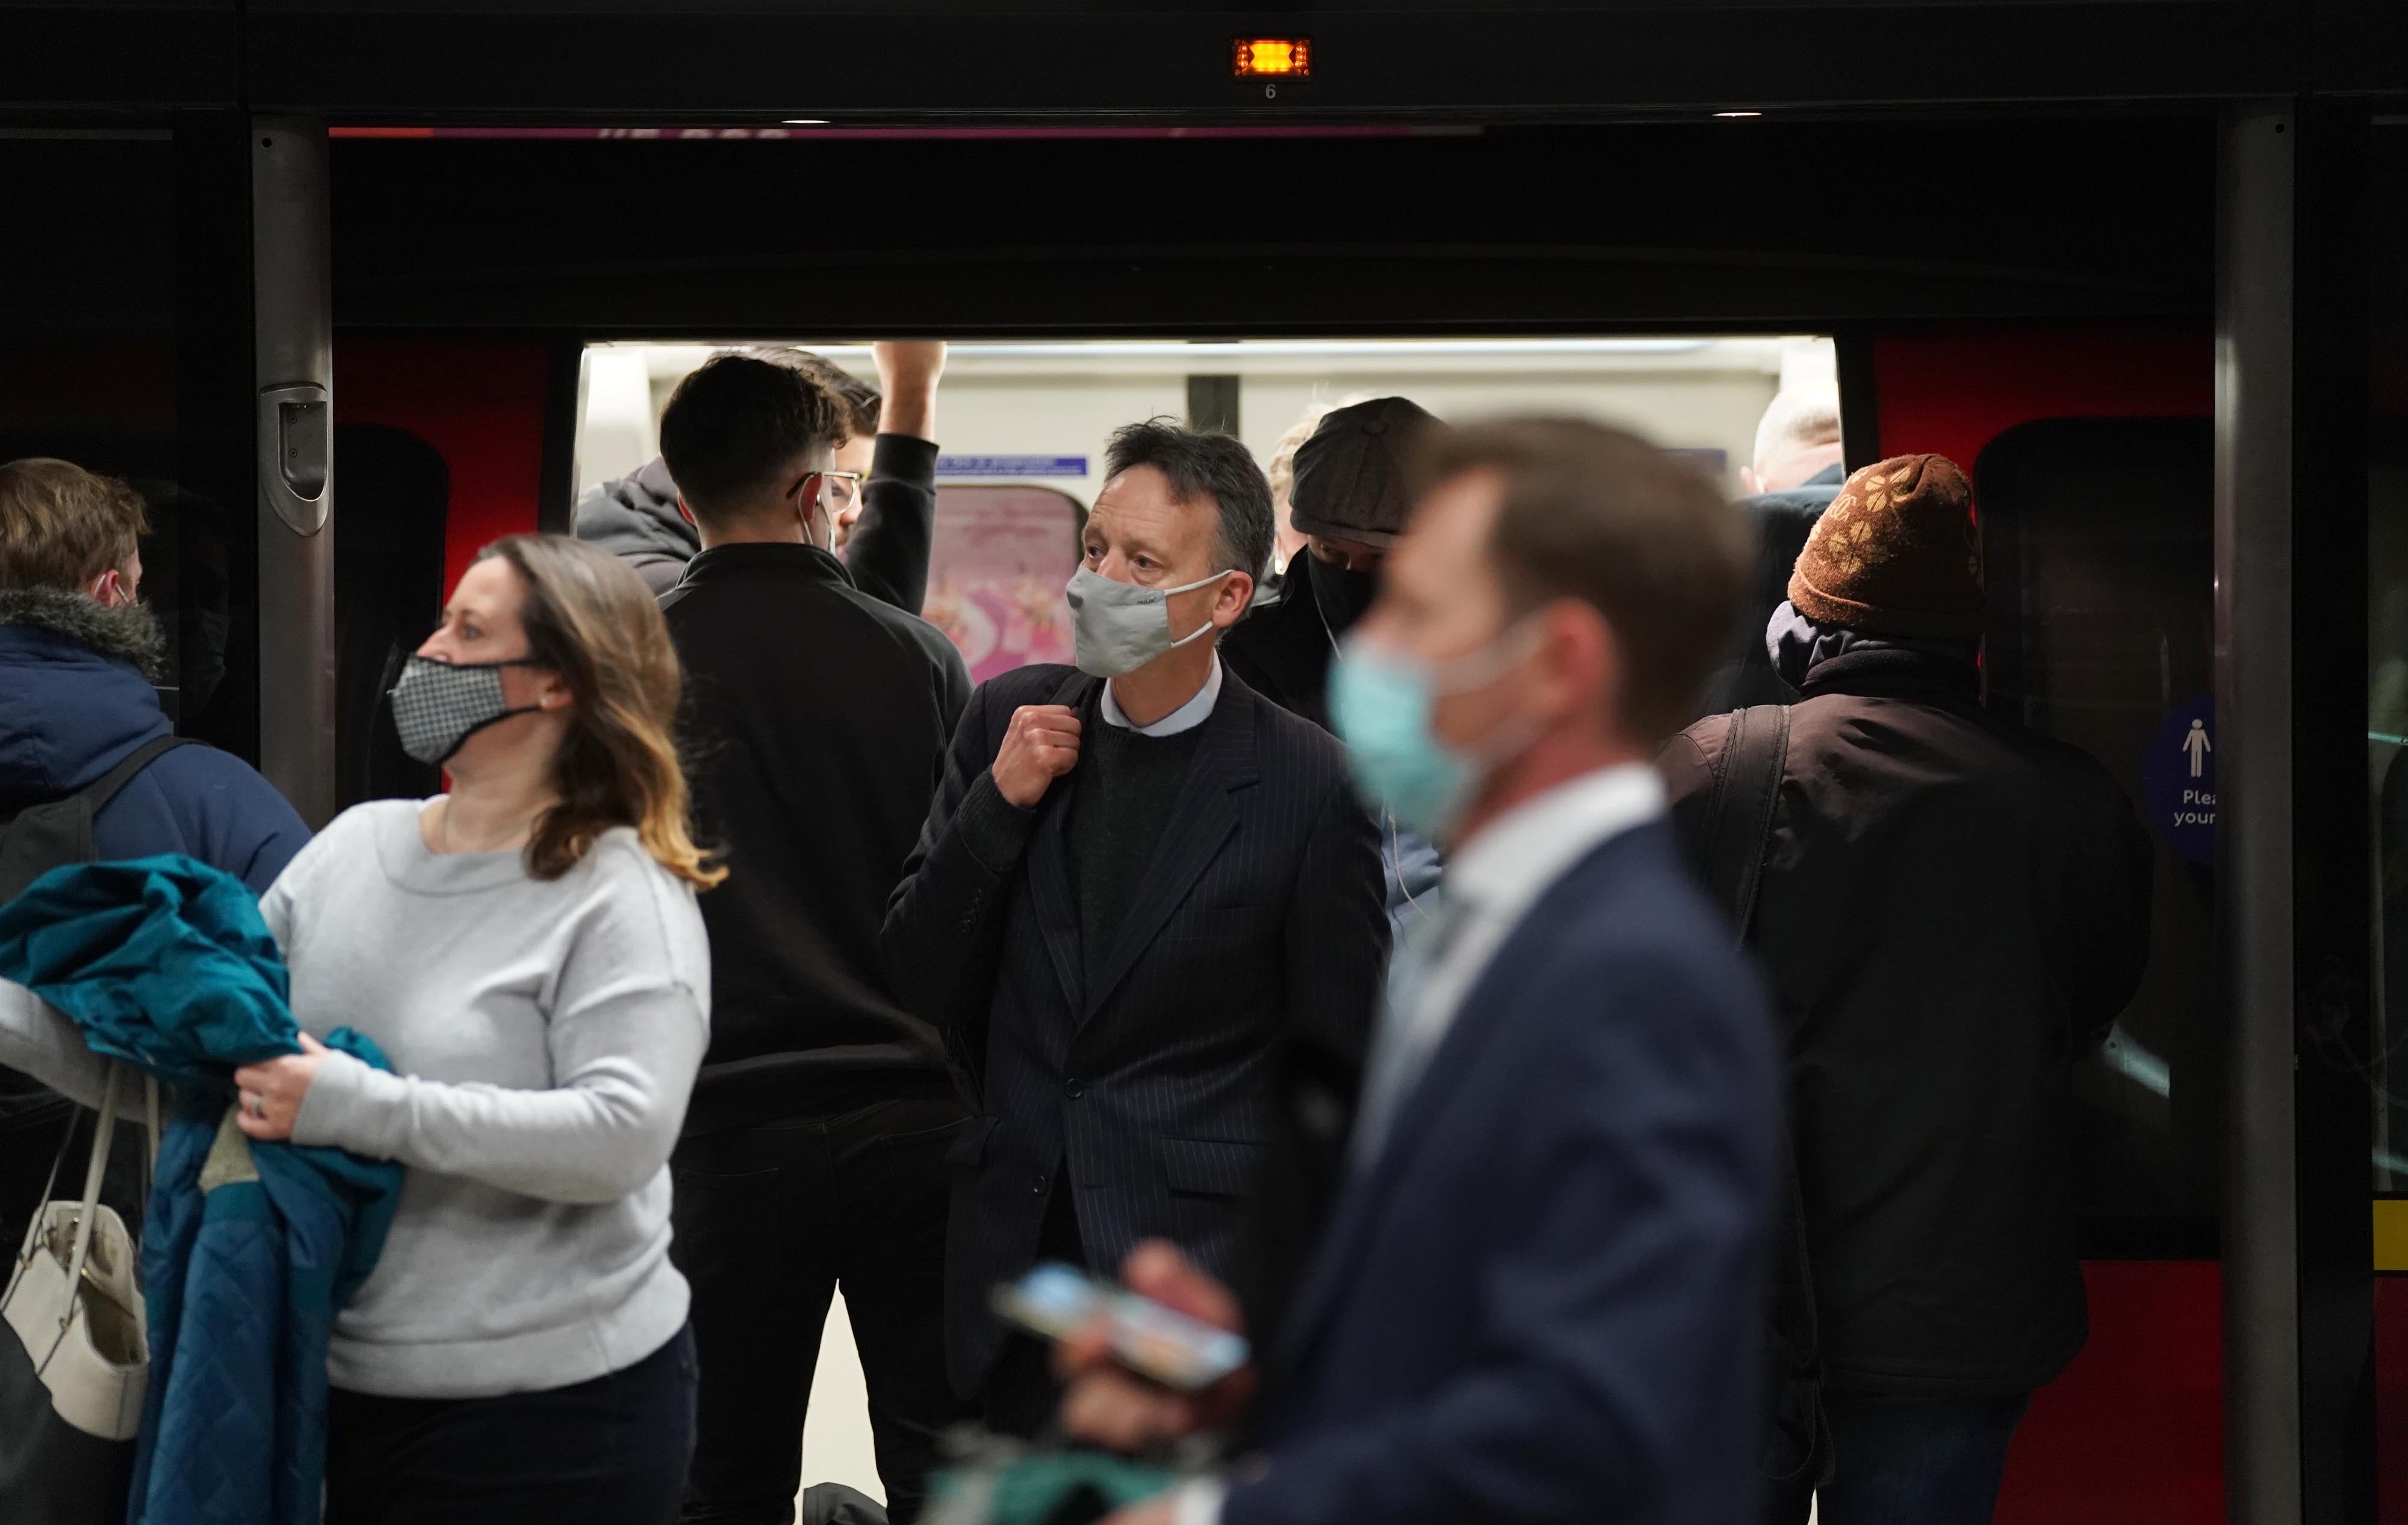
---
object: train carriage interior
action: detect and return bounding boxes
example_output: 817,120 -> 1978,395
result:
573,335 -> 1840,687
5,2 -> 2407,1520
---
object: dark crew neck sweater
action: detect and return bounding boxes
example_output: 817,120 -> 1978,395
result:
1071,720 -> 1208,986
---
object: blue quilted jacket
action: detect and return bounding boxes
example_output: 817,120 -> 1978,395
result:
0,855 -> 403,1525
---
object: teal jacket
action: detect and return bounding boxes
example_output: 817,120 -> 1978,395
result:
0,855 -> 402,1525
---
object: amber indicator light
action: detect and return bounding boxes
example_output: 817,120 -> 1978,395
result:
1233,37 -> 1311,78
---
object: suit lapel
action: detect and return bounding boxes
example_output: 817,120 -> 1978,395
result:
1082,677 -> 1260,1019
1025,788 -> 1085,1014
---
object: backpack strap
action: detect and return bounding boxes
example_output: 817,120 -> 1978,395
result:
1698,703 -> 1832,1492
0,734 -> 196,829
73,735 -> 198,820
1699,704 -> 1789,939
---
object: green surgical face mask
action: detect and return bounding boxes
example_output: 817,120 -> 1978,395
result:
1328,621 -> 1541,842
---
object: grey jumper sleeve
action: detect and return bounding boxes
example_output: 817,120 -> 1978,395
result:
289,838 -> 711,1205
0,980 -> 110,1110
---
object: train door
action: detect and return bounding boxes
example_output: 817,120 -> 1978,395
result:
1862,329 -> 2223,1518
2366,113 -> 2408,1525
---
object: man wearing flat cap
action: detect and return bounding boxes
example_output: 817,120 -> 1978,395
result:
1665,454 -> 2154,1525
1225,396 -> 1437,732
1226,398 -> 1447,935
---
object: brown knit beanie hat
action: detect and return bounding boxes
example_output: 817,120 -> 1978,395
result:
1787,453 -> 1984,639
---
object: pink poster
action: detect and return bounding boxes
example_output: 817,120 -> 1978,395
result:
916,485 -> 1084,684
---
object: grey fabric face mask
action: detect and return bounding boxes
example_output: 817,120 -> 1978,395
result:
388,655 -> 542,765
1064,565 -> 1233,678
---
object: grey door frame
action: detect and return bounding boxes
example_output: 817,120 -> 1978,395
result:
252,117 -> 336,827
2217,98 -> 2304,1525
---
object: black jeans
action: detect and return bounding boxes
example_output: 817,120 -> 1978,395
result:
671,1094 -> 968,1524
1763,1393 -> 2031,1525
324,1325 -> 697,1525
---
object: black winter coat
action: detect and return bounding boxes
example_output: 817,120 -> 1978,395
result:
1223,574 -> 1336,732
1665,645 -> 2153,1397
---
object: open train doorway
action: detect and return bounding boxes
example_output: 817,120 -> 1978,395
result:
528,326 -> 2216,1515
575,335 -> 1838,689
566,331 -> 1839,1505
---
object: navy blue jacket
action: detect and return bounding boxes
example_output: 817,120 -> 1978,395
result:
883,663 -> 1389,1396
0,613 -> 308,894
1230,824 -> 1781,1525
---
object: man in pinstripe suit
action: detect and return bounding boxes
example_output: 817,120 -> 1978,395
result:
884,419 -> 1391,1434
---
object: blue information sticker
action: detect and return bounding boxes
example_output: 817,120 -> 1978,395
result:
936,455 -> 1090,479
2140,694 -> 2215,867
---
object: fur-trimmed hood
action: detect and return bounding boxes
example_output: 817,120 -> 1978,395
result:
0,588 -> 175,805
0,586 -> 167,680
0,585 -> 309,892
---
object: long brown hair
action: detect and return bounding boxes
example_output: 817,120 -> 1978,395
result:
480,534 -> 724,890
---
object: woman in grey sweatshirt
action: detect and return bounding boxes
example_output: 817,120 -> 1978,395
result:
1,535 -> 723,1524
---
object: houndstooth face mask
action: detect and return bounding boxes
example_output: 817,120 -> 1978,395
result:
388,654 -> 544,765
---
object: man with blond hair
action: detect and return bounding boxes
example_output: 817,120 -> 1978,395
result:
1741,384 -> 1845,500
1698,384 -> 1850,716
0,456 -> 310,1240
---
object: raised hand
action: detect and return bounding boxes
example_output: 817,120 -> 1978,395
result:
870,341 -> 946,442
991,703 -> 1081,809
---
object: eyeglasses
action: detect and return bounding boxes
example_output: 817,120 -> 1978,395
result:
792,470 -> 863,517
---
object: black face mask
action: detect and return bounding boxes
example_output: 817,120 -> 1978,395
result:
1305,553 -> 1380,639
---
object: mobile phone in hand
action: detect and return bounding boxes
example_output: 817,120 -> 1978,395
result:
991,1261 -> 1250,1391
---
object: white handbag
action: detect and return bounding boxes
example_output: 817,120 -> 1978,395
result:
1,1063 -> 152,1441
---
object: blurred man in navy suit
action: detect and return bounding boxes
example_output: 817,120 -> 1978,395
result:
1061,418 -> 1783,1525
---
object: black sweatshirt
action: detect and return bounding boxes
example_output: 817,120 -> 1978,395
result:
842,434 -> 943,615
661,526 -> 972,1134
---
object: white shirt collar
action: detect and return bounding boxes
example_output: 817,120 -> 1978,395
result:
1100,654 -> 1223,737
1344,760 -> 1667,1172
1444,762 -> 1667,922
